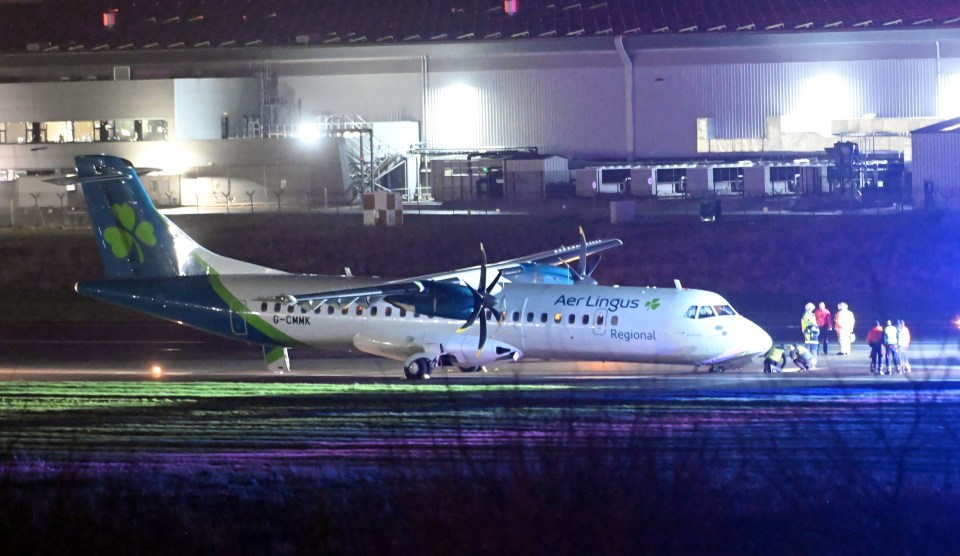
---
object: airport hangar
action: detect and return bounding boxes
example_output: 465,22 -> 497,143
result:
1,2 -> 960,222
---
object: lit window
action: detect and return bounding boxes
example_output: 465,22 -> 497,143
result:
554,313 -> 561,323
356,306 -> 363,315
698,306 -> 716,319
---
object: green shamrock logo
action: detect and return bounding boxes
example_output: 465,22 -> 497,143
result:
103,203 -> 157,263
644,297 -> 661,311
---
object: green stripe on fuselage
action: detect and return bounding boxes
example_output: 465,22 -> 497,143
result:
196,255 -> 307,348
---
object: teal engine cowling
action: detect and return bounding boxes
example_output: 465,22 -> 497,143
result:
385,281 -> 478,320
504,263 -> 576,285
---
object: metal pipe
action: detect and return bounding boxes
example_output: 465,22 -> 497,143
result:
614,35 -> 635,164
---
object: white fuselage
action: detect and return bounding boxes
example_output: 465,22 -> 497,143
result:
219,275 -> 772,368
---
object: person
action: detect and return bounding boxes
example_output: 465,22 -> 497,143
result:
763,344 -> 787,374
814,301 -> 833,356
865,321 -> 884,375
882,319 -> 901,374
801,302 -> 820,364
789,343 -> 815,371
896,319 -> 912,373
834,302 -> 856,355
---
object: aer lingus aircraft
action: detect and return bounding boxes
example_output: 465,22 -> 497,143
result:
59,155 -> 771,379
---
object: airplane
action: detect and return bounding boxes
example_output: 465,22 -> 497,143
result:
56,154 -> 772,379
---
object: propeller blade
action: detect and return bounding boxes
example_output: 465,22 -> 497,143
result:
478,311 -> 488,351
478,242 -> 487,291
486,270 -> 502,294
578,226 -> 588,279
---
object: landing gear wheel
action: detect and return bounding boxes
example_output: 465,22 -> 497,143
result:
403,358 -> 433,380
458,366 -> 486,373
708,365 -> 725,373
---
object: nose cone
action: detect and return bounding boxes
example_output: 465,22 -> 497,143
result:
745,319 -> 773,356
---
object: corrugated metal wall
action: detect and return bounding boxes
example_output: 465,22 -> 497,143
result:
275,35 -> 952,161
634,59 -> 938,157
425,68 -> 625,157
911,133 -> 960,209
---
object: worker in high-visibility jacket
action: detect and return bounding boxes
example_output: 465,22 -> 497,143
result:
788,344 -> 815,372
800,303 -> 820,366
882,320 -> 901,374
763,345 -> 787,374
834,302 -> 856,355
896,319 -> 912,373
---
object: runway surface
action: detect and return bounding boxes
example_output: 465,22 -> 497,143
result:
3,322 -> 960,484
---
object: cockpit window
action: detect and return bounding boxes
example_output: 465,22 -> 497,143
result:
698,305 -> 716,319
685,306 -> 698,319
714,305 -> 736,316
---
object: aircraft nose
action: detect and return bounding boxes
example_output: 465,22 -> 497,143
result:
746,319 -> 773,356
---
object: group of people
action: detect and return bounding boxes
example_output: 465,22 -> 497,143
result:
762,301 -> 912,375
865,319 -> 912,375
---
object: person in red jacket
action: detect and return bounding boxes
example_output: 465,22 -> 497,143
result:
865,321 -> 884,375
814,301 -> 833,355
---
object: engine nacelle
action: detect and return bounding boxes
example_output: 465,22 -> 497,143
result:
439,336 -> 523,367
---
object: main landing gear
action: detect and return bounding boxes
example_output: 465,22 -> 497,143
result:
403,357 -> 433,380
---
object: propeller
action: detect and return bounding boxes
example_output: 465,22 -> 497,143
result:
568,226 -> 600,285
457,243 -> 503,350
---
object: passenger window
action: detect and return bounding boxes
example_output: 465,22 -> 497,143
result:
341,307 -> 349,315
582,314 -> 589,325
568,314 -> 576,324
512,311 -> 520,322
274,302 -> 281,313
356,306 -> 363,315
287,305 -> 295,314
371,306 -> 378,317
596,314 -> 605,326
611,315 -> 618,326
540,313 -> 548,323
414,312 -> 420,318
327,305 -> 334,315
698,306 -> 716,318
526,312 -> 534,323
385,307 -> 392,317
400,309 -> 407,318
260,302 -> 268,312
685,306 -> 698,319
554,313 -> 561,323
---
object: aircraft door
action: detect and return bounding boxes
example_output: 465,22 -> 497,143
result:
230,307 -> 248,336
518,297 -> 529,350
593,309 -> 607,335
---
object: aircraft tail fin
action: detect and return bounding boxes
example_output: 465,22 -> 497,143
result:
71,154 -> 282,279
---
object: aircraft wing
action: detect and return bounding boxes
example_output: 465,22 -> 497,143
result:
406,237 -> 624,283
276,236 -> 622,310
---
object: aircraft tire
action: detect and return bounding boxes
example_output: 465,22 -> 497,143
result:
404,358 -> 432,380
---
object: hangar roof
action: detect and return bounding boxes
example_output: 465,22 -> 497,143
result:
0,0 -> 957,54
911,117 -> 960,134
